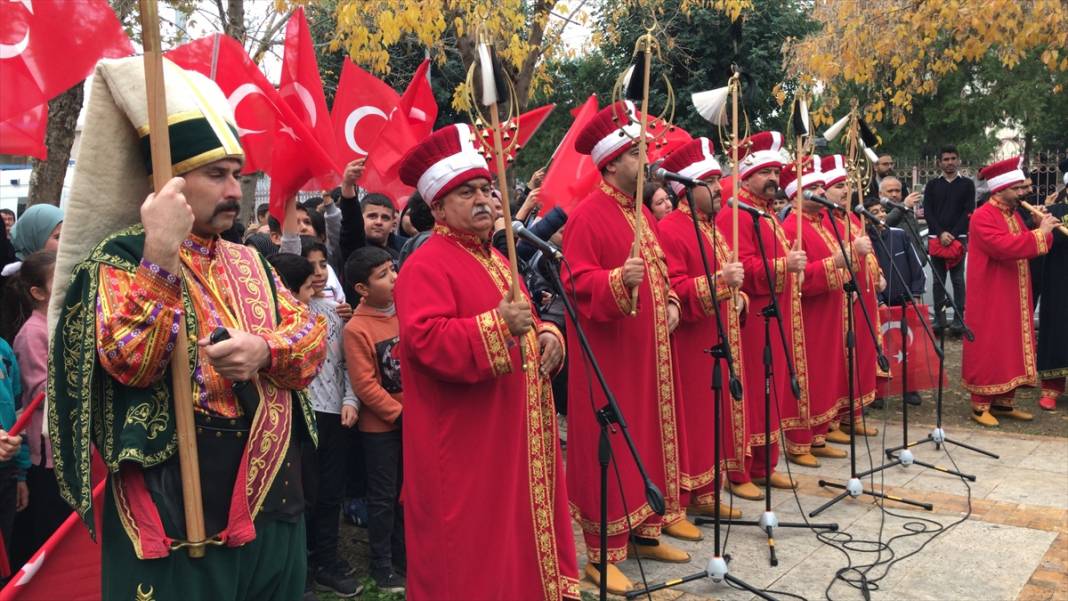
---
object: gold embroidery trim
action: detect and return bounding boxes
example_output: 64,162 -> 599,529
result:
476,309 -> 514,377
608,267 -> 633,315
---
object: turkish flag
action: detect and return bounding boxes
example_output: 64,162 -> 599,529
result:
539,95 -> 601,214
0,0 -> 133,123
0,453 -> 107,601
359,59 -> 438,207
0,102 -> 46,159
279,7 -> 339,190
169,34 -> 339,220
876,304 -> 945,397
477,104 -> 556,174
332,59 -> 398,164
167,35 -> 282,174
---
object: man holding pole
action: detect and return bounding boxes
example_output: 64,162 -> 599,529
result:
395,123 -> 580,600
564,100 -> 692,594
714,131 -> 807,497
48,57 -> 327,600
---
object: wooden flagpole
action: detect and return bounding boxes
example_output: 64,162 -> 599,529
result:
138,0 -> 206,558
628,35 -> 654,315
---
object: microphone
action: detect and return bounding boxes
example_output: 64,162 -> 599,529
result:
879,196 -> 911,212
512,221 -> 563,261
802,190 -> 845,212
732,200 -> 769,219
653,167 -> 702,188
853,203 -> 886,226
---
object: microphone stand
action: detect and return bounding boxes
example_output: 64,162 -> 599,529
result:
626,186 -> 773,600
536,252 -> 665,601
734,205 -> 838,550
810,208 -> 932,517
884,214 -> 999,460
857,225 -> 975,482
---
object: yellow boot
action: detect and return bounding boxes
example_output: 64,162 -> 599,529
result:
991,406 -> 1034,421
754,471 -> 797,490
811,444 -> 848,459
628,538 -> 692,563
688,502 -> 743,520
787,452 -> 820,468
972,410 -> 1000,427
825,429 -> 851,444
727,480 -> 764,500
584,562 -> 633,594
663,517 -> 703,542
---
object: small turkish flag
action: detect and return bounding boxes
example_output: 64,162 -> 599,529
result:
877,304 -> 945,397
539,95 -> 601,214
0,102 -> 46,159
0,0 -> 132,123
332,59 -> 399,164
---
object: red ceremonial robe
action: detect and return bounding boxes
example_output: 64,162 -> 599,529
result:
563,180 -> 685,563
396,224 -> 580,600
784,211 -> 846,452
715,188 -> 807,481
659,204 -> 749,504
827,212 -> 882,421
962,199 -> 1052,410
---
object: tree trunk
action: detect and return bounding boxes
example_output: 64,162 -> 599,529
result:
226,0 -> 246,41
27,83 -> 84,207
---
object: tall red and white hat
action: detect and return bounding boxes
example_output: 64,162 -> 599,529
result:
780,155 -> 824,198
575,100 -> 650,169
978,156 -> 1025,194
736,131 -> 786,179
820,154 -> 849,187
399,124 -> 492,204
659,137 -> 722,196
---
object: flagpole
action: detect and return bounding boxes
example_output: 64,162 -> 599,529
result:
629,34 -> 654,316
138,0 -> 207,559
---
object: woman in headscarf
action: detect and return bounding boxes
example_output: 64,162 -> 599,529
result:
2,204 -> 63,276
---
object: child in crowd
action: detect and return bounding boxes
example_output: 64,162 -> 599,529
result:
9,251 -> 68,569
0,335 -> 28,564
293,238 -> 363,598
343,246 -> 405,593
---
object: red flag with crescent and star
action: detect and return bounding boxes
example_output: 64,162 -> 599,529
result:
876,304 -> 945,396
331,58 -> 399,164
279,7 -> 340,191
0,0 -> 133,124
357,59 -> 437,208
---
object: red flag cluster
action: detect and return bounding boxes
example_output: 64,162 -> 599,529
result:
0,0 -> 133,158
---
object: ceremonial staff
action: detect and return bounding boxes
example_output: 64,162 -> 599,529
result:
611,19 -> 674,314
467,35 -> 528,369
138,0 -> 207,558
788,91 -> 812,294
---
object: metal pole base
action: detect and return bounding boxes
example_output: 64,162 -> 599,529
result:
858,452 -> 976,484
624,555 -> 778,601
809,479 -> 934,517
694,513 -> 837,567
886,432 -> 1000,460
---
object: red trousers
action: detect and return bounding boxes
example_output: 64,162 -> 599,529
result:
1041,378 -> 1065,399
583,513 -> 662,564
728,442 -> 779,483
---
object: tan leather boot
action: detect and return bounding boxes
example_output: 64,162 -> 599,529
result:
584,562 -> 633,594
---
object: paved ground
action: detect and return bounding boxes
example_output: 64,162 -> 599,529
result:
573,419 -> 1068,601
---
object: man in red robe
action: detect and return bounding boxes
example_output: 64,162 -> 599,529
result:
821,155 -> 883,442
395,124 -> 580,599
658,138 -> 747,520
963,156 -> 1058,426
715,131 -> 808,499
563,101 -> 692,594
781,158 -> 851,466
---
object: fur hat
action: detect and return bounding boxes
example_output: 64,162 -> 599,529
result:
978,156 -> 1026,195
820,154 -> 849,188
736,131 -> 786,179
780,155 -> 824,198
575,100 -> 650,169
659,137 -> 722,196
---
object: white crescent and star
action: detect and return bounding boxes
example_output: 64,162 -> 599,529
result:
227,83 -> 267,136
280,82 -> 318,127
344,106 -> 386,155
0,0 -> 33,60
